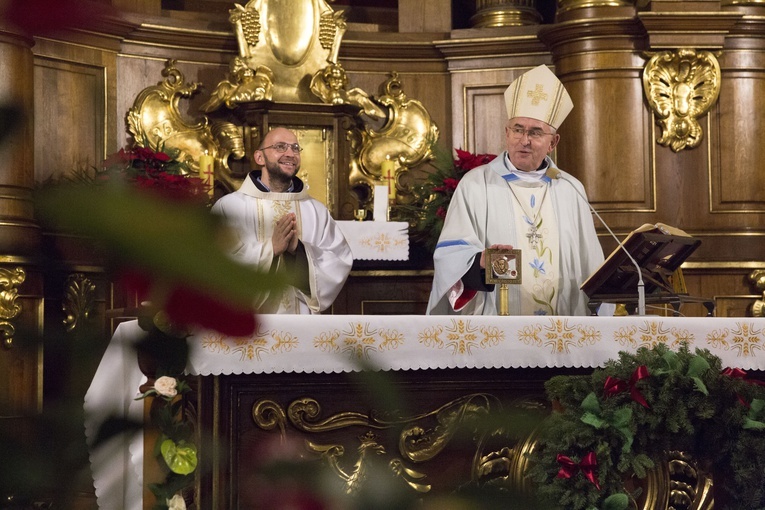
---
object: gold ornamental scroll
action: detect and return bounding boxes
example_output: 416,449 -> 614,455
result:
642,49 -> 721,152
229,0 -> 347,104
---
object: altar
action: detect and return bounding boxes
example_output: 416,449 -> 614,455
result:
85,314 -> 765,509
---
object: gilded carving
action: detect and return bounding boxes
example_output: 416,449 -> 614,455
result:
127,60 -> 246,193
227,0 -> 348,103
201,57 -> 274,111
62,273 -> 96,333
251,394 -> 714,505
750,269 -> 765,317
252,393 -> 521,495
637,451 -> 714,510
471,0 -> 543,27
308,431 -> 387,495
643,49 -> 721,152
0,267 -> 25,349
252,398 -> 288,435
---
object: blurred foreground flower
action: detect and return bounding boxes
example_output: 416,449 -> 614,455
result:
36,174 -> 286,337
2,0 -> 119,36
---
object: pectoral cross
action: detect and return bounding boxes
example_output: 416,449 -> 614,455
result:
526,225 -> 542,249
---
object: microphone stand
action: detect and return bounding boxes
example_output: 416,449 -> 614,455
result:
557,175 -> 646,316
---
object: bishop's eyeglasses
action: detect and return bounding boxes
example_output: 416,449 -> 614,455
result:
260,142 -> 303,153
507,127 -> 555,141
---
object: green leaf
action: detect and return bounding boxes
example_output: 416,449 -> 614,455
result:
602,493 -> 630,510
160,439 -> 198,475
35,184 -> 287,308
691,377 -> 709,396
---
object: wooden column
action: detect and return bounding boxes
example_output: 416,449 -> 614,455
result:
398,0 -> 452,33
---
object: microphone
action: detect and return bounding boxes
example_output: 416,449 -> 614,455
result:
554,172 -> 646,316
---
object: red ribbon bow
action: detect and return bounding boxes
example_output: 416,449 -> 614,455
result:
722,367 -> 765,386
722,368 -> 765,408
603,365 -> 650,408
556,452 -> 601,490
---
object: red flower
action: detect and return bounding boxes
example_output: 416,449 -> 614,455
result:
454,148 -> 497,172
120,269 -> 257,337
2,0 -> 118,37
436,206 -> 447,219
102,148 -> 134,168
442,177 -> 459,190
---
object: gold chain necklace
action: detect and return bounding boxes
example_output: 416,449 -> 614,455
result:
507,182 -> 549,249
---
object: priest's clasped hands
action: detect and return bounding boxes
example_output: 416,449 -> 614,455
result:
272,212 -> 299,256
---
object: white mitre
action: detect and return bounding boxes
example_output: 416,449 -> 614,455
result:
503,64 -> 573,129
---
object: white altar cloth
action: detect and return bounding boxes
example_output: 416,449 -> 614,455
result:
336,220 -> 409,261
85,314 -> 765,509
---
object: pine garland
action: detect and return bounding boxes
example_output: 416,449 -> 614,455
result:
527,343 -> 765,510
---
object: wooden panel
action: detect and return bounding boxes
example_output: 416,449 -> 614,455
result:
465,84 -> 510,155
331,271 -> 434,315
33,57 -> 105,181
714,53 -> 765,210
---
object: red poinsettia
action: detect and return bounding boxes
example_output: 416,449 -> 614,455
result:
101,146 -> 209,204
401,145 -> 497,251
454,148 -> 497,172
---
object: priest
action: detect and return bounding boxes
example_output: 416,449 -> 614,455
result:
212,127 -> 352,314
427,65 -> 608,316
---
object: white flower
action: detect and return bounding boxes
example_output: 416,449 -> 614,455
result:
166,493 -> 186,510
154,376 -> 178,398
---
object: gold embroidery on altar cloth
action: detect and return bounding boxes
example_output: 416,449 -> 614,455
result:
706,322 -> 764,358
417,319 -> 504,355
200,328 -> 299,361
313,322 -> 404,360
515,318 -> 600,354
613,320 -> 693,351
359,233 -> 407,253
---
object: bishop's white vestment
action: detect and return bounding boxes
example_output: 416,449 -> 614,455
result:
212,174 -> 352,314
427,153 -> 607,316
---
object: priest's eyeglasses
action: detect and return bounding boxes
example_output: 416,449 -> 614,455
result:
260,142 -> 303,153
507,127 -> 554,140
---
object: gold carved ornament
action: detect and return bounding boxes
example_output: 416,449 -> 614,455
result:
127,59 -> 246,193
0,267 -> 25,349
643,49 -> 721,152
62,273 -> 96,333
251,393 -> 541,496
750,270 -> 765,317
346,73 -> 440,207
228,0 -> 348,104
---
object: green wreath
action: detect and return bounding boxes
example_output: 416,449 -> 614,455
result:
527,343 -> 765,510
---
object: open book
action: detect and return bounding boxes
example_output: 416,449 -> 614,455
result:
581,223 -> 700,299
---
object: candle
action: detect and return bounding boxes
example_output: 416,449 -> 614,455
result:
381,156 -> 396,200
199,152 -> 215,197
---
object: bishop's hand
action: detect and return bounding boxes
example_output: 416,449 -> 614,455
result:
480,244 -> 514,269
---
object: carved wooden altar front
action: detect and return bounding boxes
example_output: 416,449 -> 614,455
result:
86,315 -> 765,509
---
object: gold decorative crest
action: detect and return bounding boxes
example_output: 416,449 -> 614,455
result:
228,0 -> 348,103
643,49 -> 721,152
62,273 -> 96,333
127,60 -> 246,192
0,267 -> 25,349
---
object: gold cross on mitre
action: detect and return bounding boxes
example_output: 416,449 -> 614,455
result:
527,84 -> 548,106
